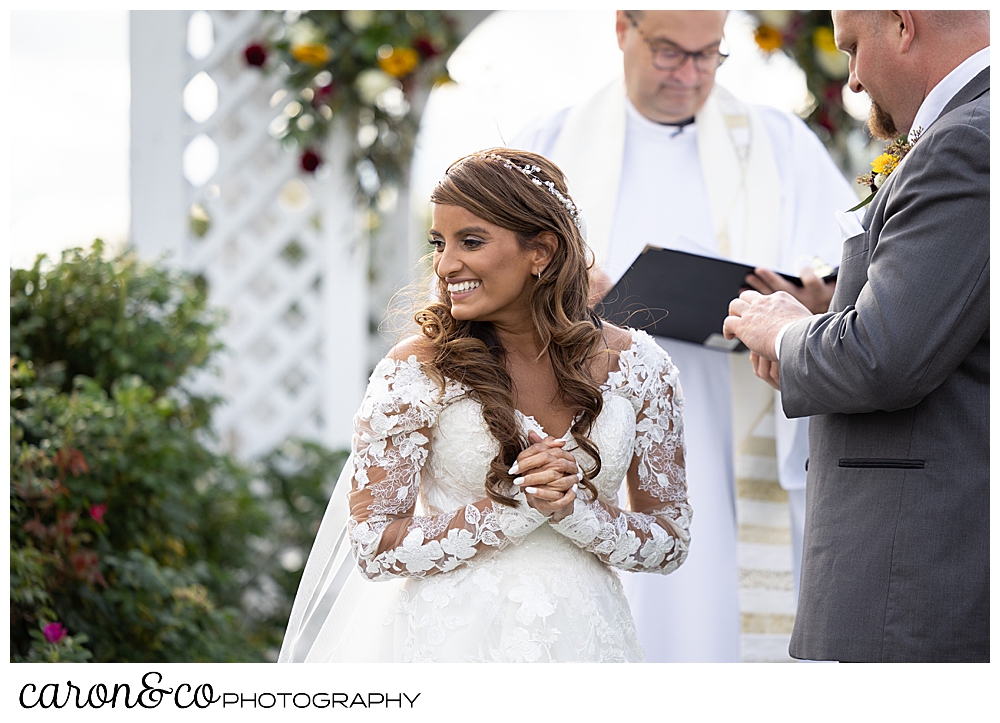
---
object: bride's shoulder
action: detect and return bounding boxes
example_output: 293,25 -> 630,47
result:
600,324 -> 662,359
597,322 -> 634,353
364,336 -> 459,417
386,334 -> 435,365
600,325 -> 677,385
368,335 -> 437,388
378,335 -> 463,397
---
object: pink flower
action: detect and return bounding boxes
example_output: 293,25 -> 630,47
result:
44,622 -> 66,643
89,503 -> 107,525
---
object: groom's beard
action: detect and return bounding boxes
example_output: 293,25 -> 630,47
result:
867,95 -> 900,140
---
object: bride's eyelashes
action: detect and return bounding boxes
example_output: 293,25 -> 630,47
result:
428,236 -> 486,251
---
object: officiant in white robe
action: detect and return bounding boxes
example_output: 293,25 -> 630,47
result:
513,10 -> 857,662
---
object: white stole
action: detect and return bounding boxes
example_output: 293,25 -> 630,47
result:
549,76 -> 784,489
550,77 -> 782,270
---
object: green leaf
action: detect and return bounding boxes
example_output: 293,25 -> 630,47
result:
847,192 -> 876,213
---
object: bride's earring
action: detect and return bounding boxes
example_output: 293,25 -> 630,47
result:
536,269 -> 542,280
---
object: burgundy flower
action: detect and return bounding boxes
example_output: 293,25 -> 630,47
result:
300,149 -> 322,173
786,15 -> 805,37
815,110 -> 837,135
245,42 -> 268,67
56,511 -> 78,540
70,549 -> 107,586
413,36 -> 439,59
55,447 -> 89,478
313,82 -> 338,107
90,503 -> 107,525
43,622 -> 67,644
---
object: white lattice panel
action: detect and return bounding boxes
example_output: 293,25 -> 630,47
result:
131,10 -> 368,460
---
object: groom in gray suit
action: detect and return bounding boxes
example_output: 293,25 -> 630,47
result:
722,10 -> 989,662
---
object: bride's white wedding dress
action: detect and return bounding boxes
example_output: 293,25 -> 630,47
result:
279,328 -> 691,663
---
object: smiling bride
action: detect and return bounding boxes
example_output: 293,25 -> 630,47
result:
278,148 -> 691,663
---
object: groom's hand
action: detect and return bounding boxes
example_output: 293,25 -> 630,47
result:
751,352 -> 781,391
723,289 -> 811,360
745,266 -> 835,314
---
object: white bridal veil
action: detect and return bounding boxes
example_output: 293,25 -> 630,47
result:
277,456 -> 405,662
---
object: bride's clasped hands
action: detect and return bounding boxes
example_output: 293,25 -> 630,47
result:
512,431 -> 579,521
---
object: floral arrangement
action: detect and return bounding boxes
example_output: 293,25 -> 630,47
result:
850,129 -> 921,210
244,10 -> 461,228
748,11 -> 859,155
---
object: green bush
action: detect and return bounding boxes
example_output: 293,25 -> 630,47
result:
10,243 -> 345,662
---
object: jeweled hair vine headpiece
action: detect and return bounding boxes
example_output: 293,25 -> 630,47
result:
481,152 -> 585,232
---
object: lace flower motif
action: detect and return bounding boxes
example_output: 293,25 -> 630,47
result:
508,578 -> 558,625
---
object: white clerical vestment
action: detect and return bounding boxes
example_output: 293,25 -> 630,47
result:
514,78 -> 856,662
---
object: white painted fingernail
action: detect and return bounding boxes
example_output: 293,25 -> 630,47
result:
508,462 -> 519,475
576,470 -> 583,481
525,487 -> 538,495
572,484 -> 578,493
513,477 -> 524,486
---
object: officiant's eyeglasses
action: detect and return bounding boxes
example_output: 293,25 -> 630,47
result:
625,12 -> 728,73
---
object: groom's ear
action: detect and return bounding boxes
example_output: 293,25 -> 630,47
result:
892,11 -> 916,53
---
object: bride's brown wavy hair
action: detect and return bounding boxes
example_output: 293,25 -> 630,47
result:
416,148 -> 607,507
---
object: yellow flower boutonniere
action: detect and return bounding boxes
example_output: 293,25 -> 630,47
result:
849,128 -> 923,211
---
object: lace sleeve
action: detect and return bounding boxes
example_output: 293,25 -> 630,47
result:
550,332 -> 692,574
348,355 -> 548,581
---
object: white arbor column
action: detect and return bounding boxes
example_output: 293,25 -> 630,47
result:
319,125 -> 369,447
130,11 -> 188,261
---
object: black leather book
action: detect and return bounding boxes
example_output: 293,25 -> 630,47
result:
594,246 -> 832,353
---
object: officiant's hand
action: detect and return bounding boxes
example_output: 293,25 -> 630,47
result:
745,266 -> 835,314
512,432 -> 578,520
723,289 -> 811,361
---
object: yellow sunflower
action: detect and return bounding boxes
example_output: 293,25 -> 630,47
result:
871,153 -> 898,175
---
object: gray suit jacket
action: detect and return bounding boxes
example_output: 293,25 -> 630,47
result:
780,68 -> 989,662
